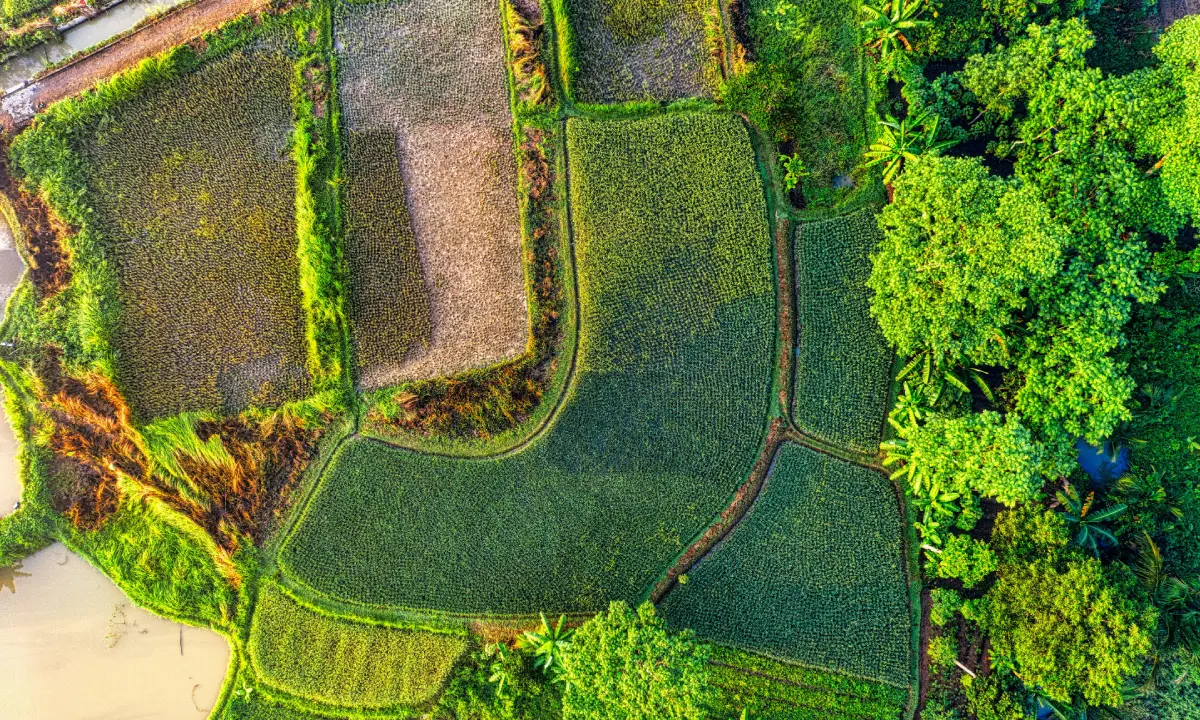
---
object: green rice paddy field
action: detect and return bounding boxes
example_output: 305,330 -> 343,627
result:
278,111 -> 777,615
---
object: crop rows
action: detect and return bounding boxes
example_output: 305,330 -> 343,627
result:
709,652 -> 906,720
660,443 -> 911,687
343,129 -> 431,377
793,209 -> 893,453
561,0 -> 718,103
80,45 -> 310,420
278,112 -> 774,615
247,581 -> 467,709
335,0 -> 526,386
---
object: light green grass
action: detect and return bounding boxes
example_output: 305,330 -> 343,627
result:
248,581 -> 467,709
709,645 -> 907,720
793,209 -> 893,453
660,443 -> 911,686
277,112 -> 774,615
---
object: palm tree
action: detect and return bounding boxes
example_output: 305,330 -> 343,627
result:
864,110 -> 959,186
859,0 -> 930,59
1132,533 -> 1200,680
1055,482 -> 1127,557
517,612 -> 574,678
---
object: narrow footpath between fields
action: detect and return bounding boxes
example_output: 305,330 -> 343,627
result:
0,0 -> 270,132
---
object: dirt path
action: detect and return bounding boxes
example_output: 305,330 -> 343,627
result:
0,0 -> 269,131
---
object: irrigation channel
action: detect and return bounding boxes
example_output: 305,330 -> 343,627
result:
0,0 -> 192,92
0,215 -> 230,720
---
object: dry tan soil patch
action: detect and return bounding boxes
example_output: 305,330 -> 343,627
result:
335,0 -> 527,388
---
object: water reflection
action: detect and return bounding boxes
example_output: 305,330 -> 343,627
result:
0,0 -> 190,91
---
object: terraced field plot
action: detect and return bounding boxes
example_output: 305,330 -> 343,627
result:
660,443 -> 911,687
563,0 -> 717,103
710,645 -> 909,720
335,0 -> 526,387
793,210 -> 893,453
72,43 -> 309,420
248,582 -> 467,711
278,112 -> 775,615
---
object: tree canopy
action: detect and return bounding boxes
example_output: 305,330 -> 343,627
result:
559,602 -> 713,720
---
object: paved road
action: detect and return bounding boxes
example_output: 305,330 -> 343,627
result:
1,0 -> 269,131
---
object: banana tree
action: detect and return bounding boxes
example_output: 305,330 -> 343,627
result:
864,111 -> 959,188
859,0 -> 931,58
1055,482 -> 1127,557
517,612 -> 574,679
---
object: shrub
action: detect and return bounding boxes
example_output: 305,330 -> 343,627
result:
559,602 -> 713,720
927,635 -> 958,671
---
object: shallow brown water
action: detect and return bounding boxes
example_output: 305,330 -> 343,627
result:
0,544 -> 231,719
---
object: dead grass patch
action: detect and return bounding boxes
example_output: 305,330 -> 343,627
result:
0,156 -> 69,299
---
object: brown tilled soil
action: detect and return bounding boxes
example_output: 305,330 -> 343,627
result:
0,0 -> 271,130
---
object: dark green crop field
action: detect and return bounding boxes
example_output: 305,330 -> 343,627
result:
79,46 -> 309,420
660,443 -> 911,686
342,128 -> 431,376
277,112 -> 774,615
793,210 -> 893,453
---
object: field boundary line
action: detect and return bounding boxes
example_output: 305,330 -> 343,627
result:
355,117 -> 583,463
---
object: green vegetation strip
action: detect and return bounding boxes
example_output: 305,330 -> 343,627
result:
278,111 -> 774,615
248,581 -> 467,709
793,209 -> 892,454
660,443 -> 911,686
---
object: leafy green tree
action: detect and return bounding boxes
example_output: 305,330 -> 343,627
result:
868,155 -> 1067,368
972,555 -> 1153,706
859,0 -> 931,59
930,588 -> 964,626
962,673 -> 1028,720
883,410 -> 1054,511
863,110 -> 958,184
1141,16 -> 1200,226
928,533 -> 998,587
559,602 -> 713,720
